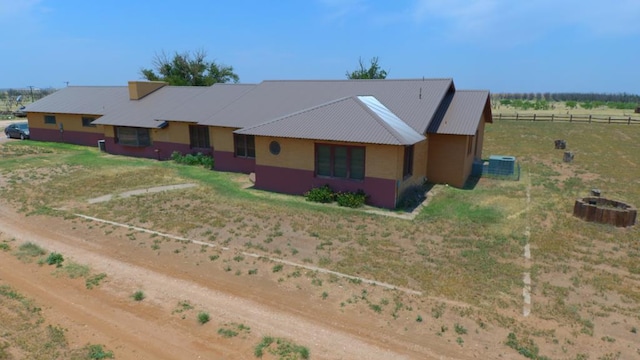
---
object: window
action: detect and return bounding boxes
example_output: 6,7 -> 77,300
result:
315,144 -> 365,180
234,134 -> 255,158
44,115 -> 56,125
189,125 -> 210,148
403,145 -> 414,178
82,117 -> 96,127
269,141 -> 281,155
115,127 -> 151,147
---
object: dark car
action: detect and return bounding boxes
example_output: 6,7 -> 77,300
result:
4,122 -> 30,140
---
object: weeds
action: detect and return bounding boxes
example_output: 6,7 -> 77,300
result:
85,273 -> 107,289
254,336 -> 309,359
197,311 -> 210,324
132,290 -> 145,301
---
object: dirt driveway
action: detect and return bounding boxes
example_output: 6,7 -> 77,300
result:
0,203 -> 466,359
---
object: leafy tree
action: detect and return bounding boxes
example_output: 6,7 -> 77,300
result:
346,56 -> 388,79
140,50 -> 239,86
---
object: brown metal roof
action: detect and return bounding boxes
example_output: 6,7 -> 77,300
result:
156,84 -> 257,123
24,86 -> 129,115
427,90 -> 492,135
236,96 -> 425,145
93,86 -> 213,128
202,79 -> 454,134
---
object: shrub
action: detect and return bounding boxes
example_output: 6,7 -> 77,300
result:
304,185 -> 334,203
335,190 -> 367,208
132,290 -> 145,301
46,252 -> 64,267
397,183 -> 427,210
170,151 -> 214,168
197,311 -> 210,324
87,344 -> 114,359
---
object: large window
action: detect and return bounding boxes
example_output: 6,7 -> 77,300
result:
82,117 -> 96,127
316,144 -> 365,180
115,127 -> 151,147
234,134 -> 255,158
189,125 -> 210,148
44,115 -> 56,124
403,145 -> 414,178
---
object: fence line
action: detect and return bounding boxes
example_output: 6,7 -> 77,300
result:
494,113 -> 640,125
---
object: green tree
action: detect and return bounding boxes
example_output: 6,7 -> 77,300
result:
346,56 -> 388,79
140,50 -> 239,86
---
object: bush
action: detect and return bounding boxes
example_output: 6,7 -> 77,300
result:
170,151 -> 213,168
304,185 -> 334,203
132,290 -> 145,301
197,311 -> 210,324
335,190 -> 367,208
46,252 -> 64,267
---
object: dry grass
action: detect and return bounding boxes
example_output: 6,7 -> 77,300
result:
0,123 -> 639,358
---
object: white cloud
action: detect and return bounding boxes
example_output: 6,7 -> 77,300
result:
317,0 -> 368,21
410,0 -> 640,40
0,0 -> 42,18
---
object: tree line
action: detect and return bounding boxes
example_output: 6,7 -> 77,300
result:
493,92 -> 640,104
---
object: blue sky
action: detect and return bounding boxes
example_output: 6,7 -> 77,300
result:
1,0 -> 639,94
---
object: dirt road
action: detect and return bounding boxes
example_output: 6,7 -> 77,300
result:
0,204 -> 464,359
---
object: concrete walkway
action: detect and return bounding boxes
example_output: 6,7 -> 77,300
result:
87,183 -> 197,204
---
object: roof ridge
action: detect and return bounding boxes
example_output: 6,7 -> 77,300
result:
238,96 -> 354,131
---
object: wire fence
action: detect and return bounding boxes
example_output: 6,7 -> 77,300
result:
493,113 -> 640,125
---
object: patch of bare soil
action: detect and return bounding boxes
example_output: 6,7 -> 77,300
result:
0,203 -> 474,360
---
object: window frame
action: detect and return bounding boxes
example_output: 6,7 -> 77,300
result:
115,127 -> 151,147
81,116 -> 96,128
234,134 -> 255,158
403,145 -> 414,179
44,115 -> 56,125
189,125 -> 210,149
315,143 -> 366,181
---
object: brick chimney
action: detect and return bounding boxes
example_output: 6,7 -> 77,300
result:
128,81 -> 167,100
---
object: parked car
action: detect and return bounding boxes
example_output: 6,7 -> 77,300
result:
4,122 -> 30,140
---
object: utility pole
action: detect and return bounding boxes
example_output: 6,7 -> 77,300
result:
64,81 -> 69,87
28,86 -> 35,102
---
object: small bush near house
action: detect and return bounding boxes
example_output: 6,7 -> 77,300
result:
170,151 -> 214,168
335,190 -> 367,208
304,185 -> 334,203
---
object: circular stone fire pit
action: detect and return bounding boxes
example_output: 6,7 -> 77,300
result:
573,197 -> 637,227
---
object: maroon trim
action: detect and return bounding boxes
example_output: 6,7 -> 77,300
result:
254,164 -> 397,209
30,128 -> 104,147
103,137 -> 190,160
214,150 -> 255,173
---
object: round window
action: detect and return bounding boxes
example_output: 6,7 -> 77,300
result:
269,141 -> 281,155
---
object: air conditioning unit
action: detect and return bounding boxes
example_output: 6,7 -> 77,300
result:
488,155 -> 516,176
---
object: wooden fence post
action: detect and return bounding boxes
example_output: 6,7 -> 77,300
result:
551,114 -> 554,122
589,115 -> 591,123
608,116 -> 611,124
570,114 -> 572,122
533,114 -> 536,121
516,113 -> 519,121
629,116 -> 632,125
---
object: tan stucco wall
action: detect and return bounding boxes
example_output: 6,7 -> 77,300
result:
153,122 -> 190,144
211,127 -> 236,152
427,134 -> 468,187
254,136 -> 410,181
128,81 -> 166,100
27,112 -> 104,134
256,137 -> 315,171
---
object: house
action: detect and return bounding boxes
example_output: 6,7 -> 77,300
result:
24,79 -> 492,209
